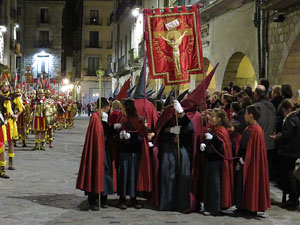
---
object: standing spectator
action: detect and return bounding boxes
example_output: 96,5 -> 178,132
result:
271,85 -> 283,110
77,101 -> 82,116
87,102 -> 92,116
231,85 -> 241,101
253,85 -> 276,180
272,99 -> 300,208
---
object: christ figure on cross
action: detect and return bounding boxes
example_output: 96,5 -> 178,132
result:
159,30 -> 187,78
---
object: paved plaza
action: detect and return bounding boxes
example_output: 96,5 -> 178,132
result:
0,117 -> 299,225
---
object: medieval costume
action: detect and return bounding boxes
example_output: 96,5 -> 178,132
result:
0,94 -> 9,178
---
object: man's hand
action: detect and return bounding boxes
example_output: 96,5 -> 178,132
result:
200,143 -> 206,152
173,100 -> 184,114
114,123 -> 121,130
204,133 -> 213,140
170,126 -> 181,135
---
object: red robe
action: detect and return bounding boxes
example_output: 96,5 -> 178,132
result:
109,110 -> 121,126
134,99 -> 158,131
215,126 -> 234,209
242,124 -> 270,212
76,112 -> 105,194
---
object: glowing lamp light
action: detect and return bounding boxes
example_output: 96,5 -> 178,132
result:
69,84 -> 74,90
63,78 -> 69,85
132,8 -> 140,17
15,24 -> 19,28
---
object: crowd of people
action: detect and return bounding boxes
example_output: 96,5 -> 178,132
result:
76,76 -> 300,217
0,78 -> 78,179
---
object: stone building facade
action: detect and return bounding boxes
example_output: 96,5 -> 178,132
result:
73,0 -> 113,104
0,0 -> 19,74
17,0 -> 65,79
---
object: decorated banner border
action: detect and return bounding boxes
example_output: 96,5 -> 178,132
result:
144,5 -> 204,85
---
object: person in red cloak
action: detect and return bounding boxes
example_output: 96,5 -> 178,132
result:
235,105 -> 270,216
116,98 -> 152,210
76,98 -> 118,211
200,109 -> 234,216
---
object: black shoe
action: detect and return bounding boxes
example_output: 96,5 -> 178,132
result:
89,204 -> 100,211
0,172 -> 9,179
117,202 -> 127,210
22,142 -> 27,147
283,199 -> 299,209
101,195 -> 108,208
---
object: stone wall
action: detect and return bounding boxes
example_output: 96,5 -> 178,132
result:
268,3 -> 300,96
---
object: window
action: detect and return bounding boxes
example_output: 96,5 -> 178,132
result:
17,7 -> 21,16
90,10 -> 99,25
16,31 -> 20,41
16,56 -> 21,72
39,30 -> 49,47
88,57 -> 99,76
40,8 -> 49,23
89,31 -> 99,47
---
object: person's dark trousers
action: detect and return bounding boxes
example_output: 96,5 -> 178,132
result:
267,149 -> 276,181
280,156 -> 300,204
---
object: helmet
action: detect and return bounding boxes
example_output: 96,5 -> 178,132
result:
15,88 -> 22,94
0,80 -> 10,87
45,89 -> 51,95
37,89 -> 44,95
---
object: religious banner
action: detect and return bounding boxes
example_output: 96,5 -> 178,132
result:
144,4 -> 204,86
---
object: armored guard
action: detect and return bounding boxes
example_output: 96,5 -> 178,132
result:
44,90 -> 57,148
32,89 -> 46,150
1,80 -> 24,170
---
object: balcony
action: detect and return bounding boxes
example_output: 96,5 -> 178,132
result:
85,17 -> 103,26
35,40 -> 53,49
117,55 -> 130,76
85,41 -> 103,49
106,41 -> 112,49
128,48 -> 139,64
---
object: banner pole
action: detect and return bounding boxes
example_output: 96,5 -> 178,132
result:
175,85 -> 180,167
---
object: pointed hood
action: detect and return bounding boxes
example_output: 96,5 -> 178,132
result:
177,89 -> 189,102
181,63 -> 219,110
156,85 -> 165,100
113,82 -> 120,98
116,78 -> 131,101
146,89 -> 155,98
134,65 -> 146,99
127,85 -> 136,98
164,88 -> 175,107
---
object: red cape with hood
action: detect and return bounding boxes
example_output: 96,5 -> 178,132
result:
122,116 -> 153,192
134,99 -> 158,131
242,124 -> 270,212
215,125 -> 234,209
76,112 -> 105,194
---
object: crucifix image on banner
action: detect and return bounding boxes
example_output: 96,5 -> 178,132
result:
144,5 -> 204,86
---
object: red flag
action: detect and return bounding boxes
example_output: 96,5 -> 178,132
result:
31,76 -> 34,84
53,78 -> 56,85
186,63 -> 219,104
116,78 -> 131,101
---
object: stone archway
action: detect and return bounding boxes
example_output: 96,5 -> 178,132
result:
281,33 -> 300,98
222,52 -> 256,89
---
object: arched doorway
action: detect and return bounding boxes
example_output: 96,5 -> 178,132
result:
281,33 -> 300,98
223,52 -> 257,89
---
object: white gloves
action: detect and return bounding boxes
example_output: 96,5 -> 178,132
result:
173,100 -> 183,113
114,123 -> 121,130
200,143 -> 206,152
101,112 -> 108,122
239,158 -> 245,165
148,142 -> 154,147
170,126 -> 181,135
120,130 -> 131,140
204,133 -> 213,140
173,100 -> 184,114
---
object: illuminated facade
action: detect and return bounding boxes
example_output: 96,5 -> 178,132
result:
0,0 -> 19,74
73,0 -> 113,104
17,0 -> 65,79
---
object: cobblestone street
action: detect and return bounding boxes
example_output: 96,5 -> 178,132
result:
0,117 -> 298,225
